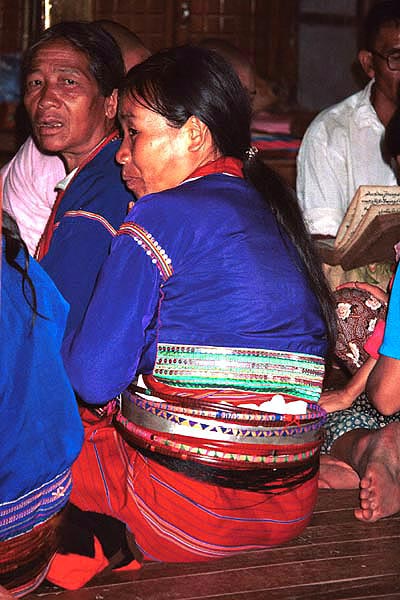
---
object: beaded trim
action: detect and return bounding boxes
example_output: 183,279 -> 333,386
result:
121,392 -> 322,445
130,386 -> 325,425
151,433 -> 321,465
0,469 -> 72,541
116,413 -> 322,467
117,222 -> 173,280
153,344 -> 325,402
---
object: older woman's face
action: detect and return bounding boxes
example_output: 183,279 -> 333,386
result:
24,40 -> 116,171
116,94 -> 190,199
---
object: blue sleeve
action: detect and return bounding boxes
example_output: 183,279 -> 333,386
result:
40,215 -> 116,337
62,230 -> 161,405
380,266 -> 400,359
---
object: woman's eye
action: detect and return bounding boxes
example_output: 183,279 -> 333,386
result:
64,78 -> 77,86
27,79 -> 42,89
128,128 -> 139,137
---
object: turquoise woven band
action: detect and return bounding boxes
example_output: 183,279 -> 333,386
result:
153,344 -> 324,402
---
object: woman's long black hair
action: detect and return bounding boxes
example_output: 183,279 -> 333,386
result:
2,210 -> 39,323
120,45 -> 336,349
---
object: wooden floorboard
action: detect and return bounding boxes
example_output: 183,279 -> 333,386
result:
26,490 -> 400,600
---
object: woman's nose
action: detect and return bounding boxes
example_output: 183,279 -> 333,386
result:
37,84 -> 60,108
116,138 -> 131,165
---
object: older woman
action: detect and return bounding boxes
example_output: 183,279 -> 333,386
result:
22,21 -> 134,336
63,46 -> 335,571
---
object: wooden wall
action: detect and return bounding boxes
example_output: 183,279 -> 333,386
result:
44,0 -> 299,102
0,0 -> 25,52
0,0 -> 384,99
0,0 -> 41,53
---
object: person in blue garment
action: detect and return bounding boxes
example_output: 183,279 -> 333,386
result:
320,265 -> 400,523
59,46 -> 336,573
22,21 -> 133,336
0,209 -> 83,596
314,104 -> 400,523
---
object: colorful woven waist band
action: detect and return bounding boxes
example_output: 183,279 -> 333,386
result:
120,388 -> 323,446
153,343 -> 325,402
116,358 -> 327,475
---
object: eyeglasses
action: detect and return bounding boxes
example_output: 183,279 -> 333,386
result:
371,50 -> 400,71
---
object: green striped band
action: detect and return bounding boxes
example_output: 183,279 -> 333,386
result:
153,343 -> 325,402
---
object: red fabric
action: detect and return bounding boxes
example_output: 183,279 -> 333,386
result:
364,319 -> 386,360
70,408 -> 318,563
186,156 -> 244,181
113,559 -> 141,573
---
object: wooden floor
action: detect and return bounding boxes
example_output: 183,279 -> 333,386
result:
27,489 -> 400,600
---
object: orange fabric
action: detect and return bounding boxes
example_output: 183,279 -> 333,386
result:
46,536 -> 108,590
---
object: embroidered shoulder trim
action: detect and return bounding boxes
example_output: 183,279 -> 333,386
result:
63,210 -> 117,236
117,222 -> 173,280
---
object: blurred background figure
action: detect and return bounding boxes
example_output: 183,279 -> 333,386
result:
197,37 -> 280,111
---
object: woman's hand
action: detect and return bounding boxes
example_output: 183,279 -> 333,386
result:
319,388 -> 355,413
336,281 -> 388,304
320,357 -> 377,413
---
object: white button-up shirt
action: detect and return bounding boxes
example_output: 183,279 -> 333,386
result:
296,80 -> 397,236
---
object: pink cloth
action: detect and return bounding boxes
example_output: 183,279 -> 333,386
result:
1,136 -> 65,255
251,110 -> 291,134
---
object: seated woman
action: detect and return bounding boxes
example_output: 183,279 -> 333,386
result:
0,209 -> 83,596
62,45 -> 335,569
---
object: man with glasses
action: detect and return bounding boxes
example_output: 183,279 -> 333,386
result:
297,0 -> 400,240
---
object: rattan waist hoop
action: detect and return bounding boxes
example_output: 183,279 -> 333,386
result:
115,344 -> 327,493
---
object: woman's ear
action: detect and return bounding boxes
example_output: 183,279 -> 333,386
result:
358,50 -> 375,80
184,115 -> 211,152
105,89 -> 119,120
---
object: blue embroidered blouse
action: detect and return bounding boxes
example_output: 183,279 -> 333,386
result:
63,174 -> 329,405
40,139 -> 133,337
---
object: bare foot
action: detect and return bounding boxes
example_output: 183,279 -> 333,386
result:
352,423 -> 400,522
319,455 -> 360,489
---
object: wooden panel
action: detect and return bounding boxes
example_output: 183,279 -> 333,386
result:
90,0 -> 298,98
256,0 -> 298,103
0,0 -> 24,52
49,0 -> 95,23
94,0 -> 175,52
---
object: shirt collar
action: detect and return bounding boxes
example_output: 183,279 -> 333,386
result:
356,79 -> 383,129
55,167 -> 78,191
183,156 -> 244,185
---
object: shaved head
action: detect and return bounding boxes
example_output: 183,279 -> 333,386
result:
94,20 -> 150,71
